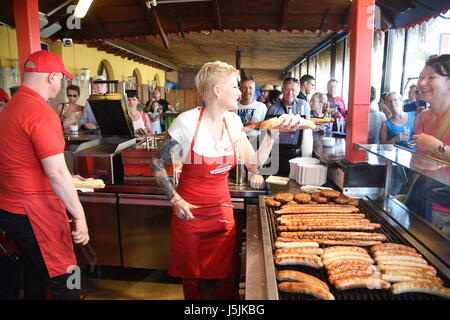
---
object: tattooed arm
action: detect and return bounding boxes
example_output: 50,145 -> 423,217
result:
151,134 -> 197,220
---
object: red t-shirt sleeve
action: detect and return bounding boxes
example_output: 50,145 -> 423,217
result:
28,108 -> 65,159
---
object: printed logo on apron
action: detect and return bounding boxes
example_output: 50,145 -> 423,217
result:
210,163 -> 233,175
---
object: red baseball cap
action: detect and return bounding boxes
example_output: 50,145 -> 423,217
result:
24,50 -> 73,79
0,88 -> 9,102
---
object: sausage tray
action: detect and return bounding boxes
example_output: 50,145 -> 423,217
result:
262,197 -> 450,300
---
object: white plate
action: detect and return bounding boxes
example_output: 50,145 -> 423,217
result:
300,185 -> 333,194
265,176 -> 290,185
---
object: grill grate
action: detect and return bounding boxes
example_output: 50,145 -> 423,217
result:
266,199 -> 449,300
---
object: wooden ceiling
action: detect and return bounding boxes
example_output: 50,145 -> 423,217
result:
111,30 -> 333,84
1,0 -> 449,84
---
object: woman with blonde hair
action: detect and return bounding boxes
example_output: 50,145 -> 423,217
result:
152,61 -> 306,300
309,92 -> 331,132
310,92 -> 329,118
379,91 -> 415,149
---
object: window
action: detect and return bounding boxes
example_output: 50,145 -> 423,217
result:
403,11 -> 450,93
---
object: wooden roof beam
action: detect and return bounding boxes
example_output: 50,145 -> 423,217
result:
151,7 -> 170,49
140,0 -> 169,49
212,0 -> 222,29
281,0 -> 289,29
175,14 -> 187,39
318,8 -> 330,37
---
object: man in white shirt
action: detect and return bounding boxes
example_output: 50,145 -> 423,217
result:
80,75 -> 107,130
237,77 -> 267,136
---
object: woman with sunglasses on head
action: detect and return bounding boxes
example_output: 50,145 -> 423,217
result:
406,54 -> 450,236
55,85 -> 84,132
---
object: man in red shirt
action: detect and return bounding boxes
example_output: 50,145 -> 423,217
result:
0,51 -> 89,300
327,79 -> 347,131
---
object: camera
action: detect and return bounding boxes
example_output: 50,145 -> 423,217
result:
63,38 -> 73,47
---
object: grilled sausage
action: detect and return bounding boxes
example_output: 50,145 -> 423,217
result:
326,260 -> 374,271
381,273 -> 443,285
277,282 -> 335,300
277,224 -> 379,231
275,255 -> 323,268
275,206 -> 359,215
275,247 -> 324,256
323,255 -> 375,266
274,252 -> 320,260
371,243 -> 417,254
274,240 -> 320,248
329,270 -> 381,284
374,255 -> 428,265
390,282 -> 450,298
322,251 -> 370,260
377,262 -> 437,275
278,213 -> 366,220
334,276 -> 391,290
279,218 -> 371,224
276,270 -> 329,290
373,250 -> 423,259
310,239 -> 383,247
280,231 -> 387,241
323,246 -> 368,255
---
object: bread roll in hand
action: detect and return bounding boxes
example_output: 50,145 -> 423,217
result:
73,177 -> 106,189
243,114 -> 316,132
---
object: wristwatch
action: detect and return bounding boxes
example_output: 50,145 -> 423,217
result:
435,144 -> 448,156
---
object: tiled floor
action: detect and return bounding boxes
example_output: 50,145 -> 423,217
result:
80,267 -> 184,300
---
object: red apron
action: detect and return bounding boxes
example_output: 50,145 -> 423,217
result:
1,187 -> 76,278
168,107 -> 237,279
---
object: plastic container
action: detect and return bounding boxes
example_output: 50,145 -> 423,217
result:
322,137 -> 336,147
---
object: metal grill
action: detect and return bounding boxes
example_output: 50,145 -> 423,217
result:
265,198 -> 449,300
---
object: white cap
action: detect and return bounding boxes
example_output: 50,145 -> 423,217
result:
92,75 -> 106,82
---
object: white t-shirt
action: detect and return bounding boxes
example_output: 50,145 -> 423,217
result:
168,107 -> 244,161
237,100 -> 267,136
148,111 -> 162,134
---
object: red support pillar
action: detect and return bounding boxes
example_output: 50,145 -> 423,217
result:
345,0 -> 375,163
13,0 -> 41,82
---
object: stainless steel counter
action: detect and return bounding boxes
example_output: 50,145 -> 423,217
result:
313,132 -> 385,166
313,132 -> 346,163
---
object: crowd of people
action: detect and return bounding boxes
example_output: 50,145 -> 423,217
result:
238,68 -> 440,153
50,75 -> 174,137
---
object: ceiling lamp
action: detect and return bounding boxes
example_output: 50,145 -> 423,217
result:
146,0 -> 158,9
74,0 -> 94,18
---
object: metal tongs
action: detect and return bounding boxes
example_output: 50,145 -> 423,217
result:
192,204 -> 234,223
